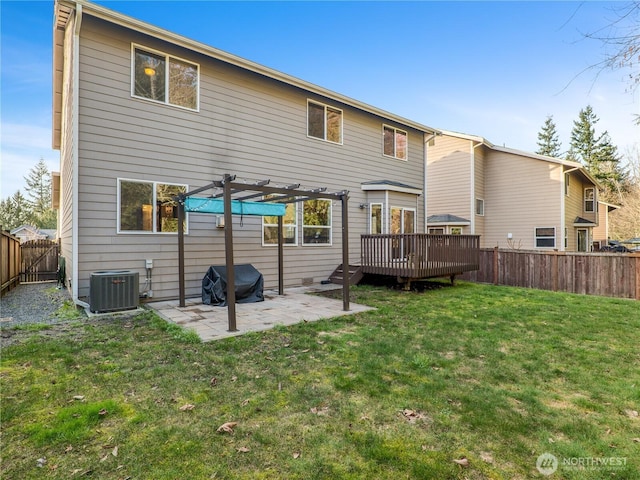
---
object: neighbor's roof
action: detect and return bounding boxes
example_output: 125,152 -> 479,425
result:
53,0 -> 440,148
440,129 -> 601,189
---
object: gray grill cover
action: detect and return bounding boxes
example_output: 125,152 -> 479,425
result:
202,264 -> 264,306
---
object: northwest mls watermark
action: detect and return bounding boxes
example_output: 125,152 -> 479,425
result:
536,452 -> 628,476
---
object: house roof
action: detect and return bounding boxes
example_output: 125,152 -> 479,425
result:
53,0 -> 440,149
574,217 -> 597,226
360,180 -> 422,195
427,214 -> 471,225
10,225 -> 55,238
440,129 -> 601,189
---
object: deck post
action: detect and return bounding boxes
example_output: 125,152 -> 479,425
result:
342,194 -> 350,311
177,198 -> 186,307
223,175 -> 238,332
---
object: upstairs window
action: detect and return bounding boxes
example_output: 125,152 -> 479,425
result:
118,179 -> 187,233
307,101 -> 342,143
475,198 -> 485,216
383,125 -> 407,160
584,187 -> 595,212
303,199 -> 332,245
132,45 -> 199,110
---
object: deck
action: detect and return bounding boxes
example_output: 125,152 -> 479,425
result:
361,234 -> 480,282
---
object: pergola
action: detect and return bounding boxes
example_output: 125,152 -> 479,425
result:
175,174 -> 350,332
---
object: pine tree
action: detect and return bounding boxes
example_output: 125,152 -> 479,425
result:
0,191 -> 31,230
567,106 -> 626,198
536,115 -> 562,157
23,159 -> 57,229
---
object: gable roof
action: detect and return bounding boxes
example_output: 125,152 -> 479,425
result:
53,0 -> 439,148
440,129 -> 601,188
427,214 -> 471,225
361,180 -> 422,195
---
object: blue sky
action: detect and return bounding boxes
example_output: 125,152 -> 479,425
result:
1,0 -> 638,199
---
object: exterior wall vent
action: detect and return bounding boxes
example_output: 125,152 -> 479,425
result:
89,270 -> 139,313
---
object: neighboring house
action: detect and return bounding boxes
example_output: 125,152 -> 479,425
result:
426,131 -> 602,252
52,0 -> 440,303
593,201 -> 620,249
10,225 -> 57,244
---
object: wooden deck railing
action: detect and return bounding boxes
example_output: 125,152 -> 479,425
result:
361,234 -> 480,279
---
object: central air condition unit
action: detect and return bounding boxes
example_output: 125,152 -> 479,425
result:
89,270 -> 139,313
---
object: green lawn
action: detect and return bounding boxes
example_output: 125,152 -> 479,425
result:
1,282 -> 639,479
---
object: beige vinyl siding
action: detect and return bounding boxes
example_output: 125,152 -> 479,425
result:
74,16 -> 425,299
483,151 -> 562,249
593,204 -> 608,244
564,172 -> 597,251
59,15 -> 76,290
427,135 -> 472,220
474,145 -> 486,237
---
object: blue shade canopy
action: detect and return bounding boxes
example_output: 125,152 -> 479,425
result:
184,197 -> 286,216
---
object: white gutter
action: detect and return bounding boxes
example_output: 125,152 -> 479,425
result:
423,132 -> 438,233
72,4 -> 86,308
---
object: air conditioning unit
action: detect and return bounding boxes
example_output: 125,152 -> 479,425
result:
89,270 -> 139,313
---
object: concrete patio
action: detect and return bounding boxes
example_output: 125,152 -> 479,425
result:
147,284 -> 374,342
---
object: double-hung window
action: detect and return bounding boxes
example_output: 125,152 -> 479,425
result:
476,198 -> 485,216
132,45 -> 199,110
307,100 -> 342,143
118,179 -> 187,233
262,196 -> 298,245
383,125 -> 407,160
303,199 -> 332,245
584,187 -> 595,213
535,227 -> 556,248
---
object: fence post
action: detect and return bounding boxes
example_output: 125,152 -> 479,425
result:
635,255 -> 640,301
552,251 -> 559,292
493,246 -> 499,285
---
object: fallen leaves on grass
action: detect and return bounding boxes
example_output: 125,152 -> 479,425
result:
310,406 -> 329,416
624,409 -> 638,419
453,457 -> 469,467
236,446 -> 250,453
217,422 -> 238,434
293,452 -> 301,459
401,409 -> 429,423
179,404 -> 195,411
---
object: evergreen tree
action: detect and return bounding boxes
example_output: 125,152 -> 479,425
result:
536,115 -> 562,157
23,159 -> 57,229
567,105 -> 626,197
0,191 -> 31,230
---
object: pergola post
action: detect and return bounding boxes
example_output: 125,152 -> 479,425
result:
178,198 -> 186,308
342,194 -> 350,311
277,215 -> 284,295
223,175 -> 238,332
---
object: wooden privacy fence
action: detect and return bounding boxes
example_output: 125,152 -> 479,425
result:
462,247 -> 640,300
1,230 -> 21,296
20,239 -> 60,283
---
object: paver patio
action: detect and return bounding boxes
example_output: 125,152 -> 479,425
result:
147,285 -> 374,341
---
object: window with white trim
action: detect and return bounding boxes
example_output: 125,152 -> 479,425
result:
303,199 -> 332,245
429,228 -> 445,234
132,45 -> 199,110
584,187 -> 595,212
476,198 -> 485,216
564,173 -> 570,196
383,125 -> 407,160
118,179 -> 187,233
450,227 -> 462,235
370,203 -> 383,234
262,196 -> 297,245
535,227 -> 556,248
307,100 -> 342,143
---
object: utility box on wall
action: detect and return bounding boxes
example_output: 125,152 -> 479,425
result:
89,270 -> 139,313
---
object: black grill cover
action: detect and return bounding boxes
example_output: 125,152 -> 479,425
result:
202,264 -> 264,306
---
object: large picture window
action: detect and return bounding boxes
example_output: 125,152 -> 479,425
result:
303,199 -> 332,245
132,45 -> 199,110
118,179 -> 187,233
262,196 -> 297,245
307,100 -> 342,144
383,125 -> 407,160
535,227 -> 555,248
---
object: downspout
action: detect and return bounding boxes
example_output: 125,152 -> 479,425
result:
560,167 -> 579,252
423,132 -> 437,233
470,141 -> 482,234
72,5 -> 87,308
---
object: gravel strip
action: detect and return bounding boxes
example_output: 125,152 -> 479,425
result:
0,282 -> 81,327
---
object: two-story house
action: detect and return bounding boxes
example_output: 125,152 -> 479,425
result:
52,0 -> 440,303
426,131 -> 601,252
